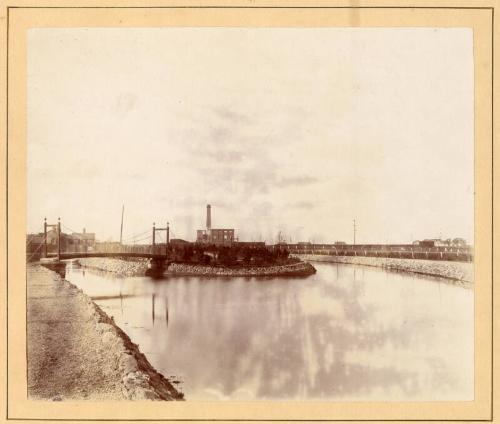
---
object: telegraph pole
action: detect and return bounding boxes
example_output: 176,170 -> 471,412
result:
57,217 -> 61,261
44,217 -> 47,258
120,205 -> 124,245
353,219 -> 356,246
166,222 -> 170,257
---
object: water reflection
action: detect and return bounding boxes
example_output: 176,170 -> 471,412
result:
65,261 -> 473,401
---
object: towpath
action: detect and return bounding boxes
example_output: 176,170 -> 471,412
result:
27,265 -> 183,400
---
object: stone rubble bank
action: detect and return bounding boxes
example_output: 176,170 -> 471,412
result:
77,257 -> 316,277
166,261 -> 316,277
27,265 -> 183,401
77,257 -> 149,276
297,254 -> 473,284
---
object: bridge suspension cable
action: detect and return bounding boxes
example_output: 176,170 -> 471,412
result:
129,234 -> 152,245
26,241 -> 45,262
26,236 -> 37,247
59,221 -> 156,246
121,229 -> 151,243
61,222 -> 153,245
61,223 -> 85,238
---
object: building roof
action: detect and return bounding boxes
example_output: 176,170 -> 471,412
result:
71,232 -> 95,240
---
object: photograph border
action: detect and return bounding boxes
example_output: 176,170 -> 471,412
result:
1,2 -> 496,422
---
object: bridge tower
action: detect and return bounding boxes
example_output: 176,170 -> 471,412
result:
148,222 -> 171,275
43,217 -> 61,261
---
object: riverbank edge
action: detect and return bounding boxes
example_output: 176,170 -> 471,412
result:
296,254 -> 473,285
296,255 -> 474,286
75,258 -> 149,276
77,257 -> 316,278
35,264 -> 184,401
166,261 -> 316,277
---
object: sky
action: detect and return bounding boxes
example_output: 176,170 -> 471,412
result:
27,27 -> 474,244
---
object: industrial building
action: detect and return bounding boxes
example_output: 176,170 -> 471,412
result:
196,204 -> 235,246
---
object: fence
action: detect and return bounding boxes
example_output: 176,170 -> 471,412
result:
287,244 -> 473,262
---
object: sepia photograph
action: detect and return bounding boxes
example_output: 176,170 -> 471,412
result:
7,1 -> 492,413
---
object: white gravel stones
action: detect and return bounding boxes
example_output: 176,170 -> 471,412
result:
78,258 -> 149,276
167,262 -> 316,277
298,255 -> 473,283
77,257 -> 316,277
119,354 -> 138,375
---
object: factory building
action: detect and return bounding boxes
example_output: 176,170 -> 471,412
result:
196,204 -> 235,246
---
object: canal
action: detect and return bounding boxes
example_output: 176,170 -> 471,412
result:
65,261 -> 473,401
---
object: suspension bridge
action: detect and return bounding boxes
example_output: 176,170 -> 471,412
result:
28,218 -> 178,271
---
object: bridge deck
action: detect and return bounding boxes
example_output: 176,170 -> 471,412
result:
48,252 -> 169,260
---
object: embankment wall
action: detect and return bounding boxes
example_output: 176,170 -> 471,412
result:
77,258 -> 316,277
296,254 -> 473,283
167,261 -> 316,277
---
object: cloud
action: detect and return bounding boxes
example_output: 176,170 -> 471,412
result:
204,149 -> 244,162
288,201 -> 315,210
212,106 -> 252,126
276,175 -> 318,188
208,126 -> 232,144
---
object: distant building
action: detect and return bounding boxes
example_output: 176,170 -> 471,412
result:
197,228 -> 235,245
27,228 -> 96,257
196,204 -> 235,246
417,239 -> 443,247
415,238 -> 468,248
43,229 -> 75,252
70,228 -> 96,252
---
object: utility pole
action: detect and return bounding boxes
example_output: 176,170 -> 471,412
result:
44,217 -> 47,258
57,217 -> 61,261
166,222 -> 170,257
353,219 -> 356,246
120,205 -> 124,245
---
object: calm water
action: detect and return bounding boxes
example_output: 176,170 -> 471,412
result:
65,261 -> 473,401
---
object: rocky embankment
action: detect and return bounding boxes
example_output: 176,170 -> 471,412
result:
77,257 -> 149,276
77,257 -> 316,277
167,261 -> 316,277
27,265 -> 183,401
297,254 -> 473,284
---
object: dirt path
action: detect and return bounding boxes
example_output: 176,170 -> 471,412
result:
27,265 -> 183,401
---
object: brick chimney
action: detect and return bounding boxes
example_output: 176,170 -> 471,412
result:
206,204 -> 211,233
